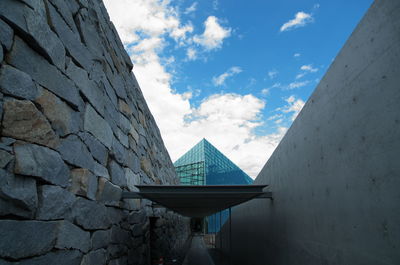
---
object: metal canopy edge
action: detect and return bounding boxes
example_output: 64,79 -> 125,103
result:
121,185 -> 271,218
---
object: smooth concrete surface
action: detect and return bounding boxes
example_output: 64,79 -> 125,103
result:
182,236 -> 215,265
219,0 -> 400,264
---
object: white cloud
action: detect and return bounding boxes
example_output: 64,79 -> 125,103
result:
280,95 -> 306,120
296,64 -> 318,79
286,80 -> 310,90
184,2 -> 198,14
267,114 -> 283,121
212,66 -> 242,86
294,53 -> 301,58
104,1 -> 287,178
268,70 -> 278,79
300,64 -> 318,72
280,11 -> 313,32
186,47 -> 197,60
103,0 -> 193,44
262,83 -> 281,95
193,16 -> 231,50
171,93 -> 287,177
261,88 -> 270,95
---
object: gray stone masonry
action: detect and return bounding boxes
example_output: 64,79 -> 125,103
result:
0,0 -> 189,264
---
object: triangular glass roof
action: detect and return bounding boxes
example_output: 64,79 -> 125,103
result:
174,139 -> 253,185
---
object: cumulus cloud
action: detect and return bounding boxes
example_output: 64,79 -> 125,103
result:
171,93 -> 288,177
104,1 -> 288,178
193,16 -> 231,50
294,53 -> 301,58
280,95 -> 306,120
280,11 -> 313,32
212,66 -> 242,86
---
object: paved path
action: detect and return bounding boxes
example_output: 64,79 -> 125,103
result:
182,235 -> 215,265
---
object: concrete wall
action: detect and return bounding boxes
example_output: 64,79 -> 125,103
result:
219,0 -> 400,264
0,0 -> 189,264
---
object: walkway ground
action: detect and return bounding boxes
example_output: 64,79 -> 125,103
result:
182,235 -> 215,265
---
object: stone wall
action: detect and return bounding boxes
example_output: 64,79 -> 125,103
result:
218,0 -> 400,264
0,0 -> 189,264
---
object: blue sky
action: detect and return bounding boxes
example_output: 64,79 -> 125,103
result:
104,0 -> 373,178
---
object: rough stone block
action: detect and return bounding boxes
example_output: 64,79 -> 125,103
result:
108,160 -> 127,188
35,88 -> 80,136
0,169 -> 37,218
80,248 -> 107,265
14,143 -> 70,187
129,126 -> 139,144
96,177 -> 122,205
128,136 -> 138,154
74,9 -> 104,58
106,206 -> 125,225
78,132 -> 108,166
116,128 -> 129,148
2,99 -> 59,148
0,65 -> 39,100
0,19 -> 13,51
107,244 -> 128,259
0,149 -> 13,168
0,0 -> 65,69
110,226 -> 130,244
16,250 -> 82,265
103,78 -> 118,107
0,220 -> 59,259
66,59 -> 105,116
36,185 -> 75,220
110,73 -> 128,100
118,113 -> 131,134
71,198 -> 111,230
0,137 -> 15,152
57,135 -> 95,171
7,36 -> 81,108
128,211 -> 147,225
0,44 -> 3,63
91,229 -> 111,250
119,99 -> 132,117
84,104 -> 113,148
111,136 -> 126,165
125,168 -> 140,192
56,220 -> 90,253
48,0 -> 79,33
122,199 -> 141,211
70,168 -> 98,200
131,223 -> 143,237
93,161 -> 110,180
140,157 -> 155,180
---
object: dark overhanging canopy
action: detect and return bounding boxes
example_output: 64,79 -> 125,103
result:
122,185 -> 271,218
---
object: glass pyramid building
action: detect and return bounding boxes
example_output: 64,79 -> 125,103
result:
174,138 -> 253,233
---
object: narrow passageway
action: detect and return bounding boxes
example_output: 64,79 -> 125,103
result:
182,235 -> 215,265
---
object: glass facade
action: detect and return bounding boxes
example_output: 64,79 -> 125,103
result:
174,139 -> 253,233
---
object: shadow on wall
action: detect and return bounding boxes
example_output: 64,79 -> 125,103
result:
218,0 -> 400,264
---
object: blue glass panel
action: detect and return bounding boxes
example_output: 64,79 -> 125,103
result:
173,138 -> 253,232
